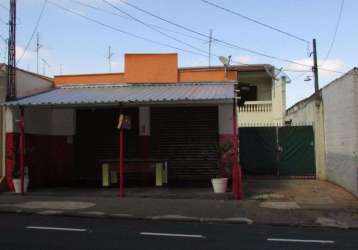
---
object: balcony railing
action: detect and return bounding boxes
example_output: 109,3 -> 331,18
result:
238,101 -> 272,112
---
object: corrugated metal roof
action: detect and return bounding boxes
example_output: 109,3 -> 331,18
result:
2,83 -> 234,107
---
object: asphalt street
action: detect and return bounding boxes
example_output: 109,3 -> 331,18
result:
0,214 -> 357,250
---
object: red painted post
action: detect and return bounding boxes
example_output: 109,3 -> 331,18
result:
232,95 -> 242,200
119,127 -> 124,197
19,107 -> 25,195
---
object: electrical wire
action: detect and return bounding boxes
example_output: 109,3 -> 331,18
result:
117,0 -> 342,74
290,72 -> 306,81
71,0 -> 208,43
102,0 -> 209,56
321,0 -> 345,66
16,0 -> 48,64
48,1 -> 208,58
200,0 -> 309,44
71,0 -> 251,67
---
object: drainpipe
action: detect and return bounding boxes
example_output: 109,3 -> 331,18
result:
18,106 -> 25,195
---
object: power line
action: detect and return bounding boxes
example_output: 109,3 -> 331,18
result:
72,0 -> 251,66
200,0 -> 309,44
16,0 -> 48,64
48,1 -> 208,58
117,0 -> 340,74
71,0 -> 208,43
321,0 -> 345,66
102,0 -> 209,56
290,72 -> 306,81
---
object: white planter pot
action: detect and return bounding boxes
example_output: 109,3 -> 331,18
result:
12,178 -> 29,194
211,178 -> 228,193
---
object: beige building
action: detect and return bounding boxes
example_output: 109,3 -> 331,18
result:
237,66 -> 287,127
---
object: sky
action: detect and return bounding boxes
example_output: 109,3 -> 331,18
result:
0,0 -> 357,106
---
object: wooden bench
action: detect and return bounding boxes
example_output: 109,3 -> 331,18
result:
99,158 -> 168,187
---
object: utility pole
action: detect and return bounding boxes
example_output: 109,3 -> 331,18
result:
107,46 -> 114,72
312,38 -> 320,106
208,29 -> 213,67
59,64 -> 63,75
35,32 -> 42,74
7,0 -> 16,101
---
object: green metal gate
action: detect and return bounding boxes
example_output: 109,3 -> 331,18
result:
239,126 -> 315,177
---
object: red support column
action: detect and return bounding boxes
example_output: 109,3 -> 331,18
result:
119,127 -> 124,197
232,99 -> 242,200
18,107 -> 25,195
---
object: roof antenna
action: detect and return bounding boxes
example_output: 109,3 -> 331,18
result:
218,55 -> 231,77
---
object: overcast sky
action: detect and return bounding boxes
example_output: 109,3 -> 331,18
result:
0,0 -> 356,106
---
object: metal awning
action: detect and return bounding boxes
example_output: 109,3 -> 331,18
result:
1,82 -> 235,107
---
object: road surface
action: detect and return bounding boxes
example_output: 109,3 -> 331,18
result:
0,214 -> 357,249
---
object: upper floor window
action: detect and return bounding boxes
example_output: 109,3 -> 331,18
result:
246,86 -> 257,101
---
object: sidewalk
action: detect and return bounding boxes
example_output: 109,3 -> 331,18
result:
0,180 -> 357,229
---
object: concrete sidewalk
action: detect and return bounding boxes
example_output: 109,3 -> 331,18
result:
0,180 -> 357,229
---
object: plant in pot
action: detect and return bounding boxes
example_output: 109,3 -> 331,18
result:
211,142 -> 232,194
11,146 -> 30,194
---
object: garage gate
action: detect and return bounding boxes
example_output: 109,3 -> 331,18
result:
151,107 -> 219,185
239,126 -> 316,177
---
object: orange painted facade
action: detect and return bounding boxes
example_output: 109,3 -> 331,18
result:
55,73 -> 125,86
54,53 -> 237,86
125,53 -> 178,83
179,69 -> 237,82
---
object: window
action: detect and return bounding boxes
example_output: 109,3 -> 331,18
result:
246,86 -> 257,101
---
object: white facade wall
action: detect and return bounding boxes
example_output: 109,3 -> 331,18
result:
322,72 -> 358,196
1,66 -> 53,178
16,70 -> 53,98
218,104 -> 233,135
6,107 -> 76,136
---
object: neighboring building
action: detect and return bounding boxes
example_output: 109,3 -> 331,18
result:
2,53 -> 285,193
237,67 -> 286,127
287,68 -> 358,197
0,64 -> 53,184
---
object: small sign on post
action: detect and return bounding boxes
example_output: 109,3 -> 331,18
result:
117,114 -> 131,130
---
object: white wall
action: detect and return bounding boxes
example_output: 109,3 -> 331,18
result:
323,71 -> 358,196
16,70 -> 53,98
218,104 -> 233,135
6,107 -> 76,136
1,66 -> 53,178
272,76 -> 286,124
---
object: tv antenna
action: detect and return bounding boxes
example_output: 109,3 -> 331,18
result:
218,55 -> 231,77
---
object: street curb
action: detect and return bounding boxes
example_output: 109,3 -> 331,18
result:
0,208 -> 357,229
